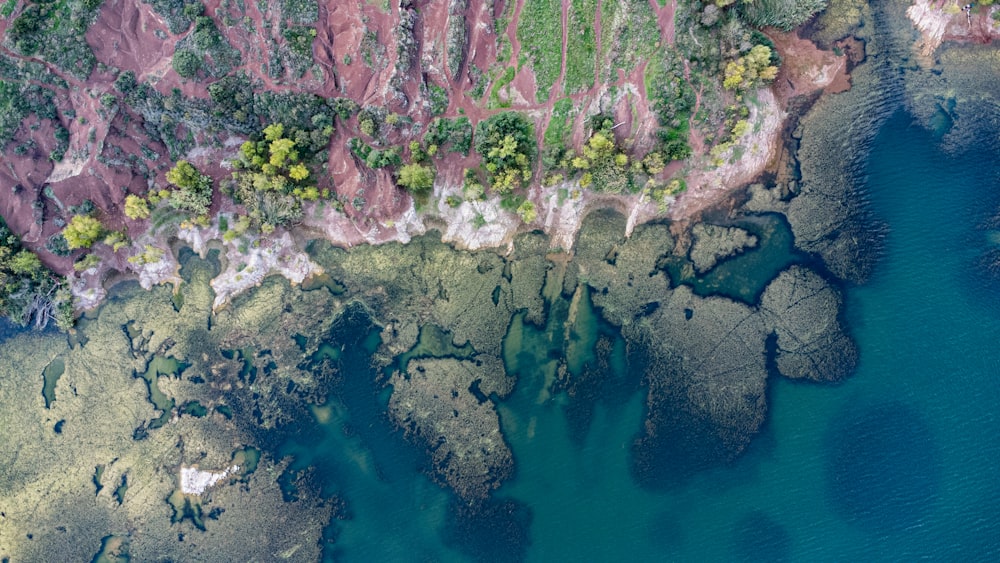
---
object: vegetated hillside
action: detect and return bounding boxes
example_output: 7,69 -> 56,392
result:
0,0 -> 836,310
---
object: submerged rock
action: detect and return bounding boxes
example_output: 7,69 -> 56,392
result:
689,223 -> 759,274
630,286 -> 770,486
388,356 -> 514,501
760,266 -> 857,382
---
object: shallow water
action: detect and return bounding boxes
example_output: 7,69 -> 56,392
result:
493,109 -> 1000,561
6,19 -> 1000,563
265,103 -> 1000,561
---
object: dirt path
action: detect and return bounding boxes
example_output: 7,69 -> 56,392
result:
652,0 -> 676,46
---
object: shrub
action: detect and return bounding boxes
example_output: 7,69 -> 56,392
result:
738,0 -> 828,30
166,160 -> 213,216
397,163 -> 436,193
474,111 -> 536,193
63,215 -> 103,249
172,49 -> 202,78
124,195 -> 151,220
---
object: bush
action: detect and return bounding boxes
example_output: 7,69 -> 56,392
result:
738,0 -> 828,30
397,163 -> 436,193
428,83 -> 449,116
474,111 -> 536,193
172,49 -> 202,78
0,216 -> 70,329
124,195 -> 151,220
227,123 -> 327,230
63,215 -> 103,249
166,160 -> 213,216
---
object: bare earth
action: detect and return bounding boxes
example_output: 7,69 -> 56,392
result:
0,0 -> 865,312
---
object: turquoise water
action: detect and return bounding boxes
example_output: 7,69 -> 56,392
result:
278,108 -> 1000,561
501,110 -> 1000,560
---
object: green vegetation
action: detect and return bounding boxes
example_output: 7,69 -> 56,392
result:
1,0 -> 18,17
423,117 -> 473,156
474,111 -> 536,194
73,253 -> 101,272
348,137 -> 401,169
446,1 -> 467,77
227,123 -> 326,232
600,0 -> 659,80
282,25 -> 317,78
565,0 -> 597,94
124,195 -> 151,220
0,80 -> 57,148
207,73 -> 257,133
172,48 -> 202,79
542,97 -> 574,169
174,14 -> 241,77
428,83 -> 449,116
6,0 -> 103,78
280,0 -> 318,23
0,217 -> 72,329
397,163 -> 436,194
739,0 -> 828,30
487,66 -> 516,109
571,128 -> 635,194
516,0 -> 563,101
723,44 -> 778,91
142,0 -> 205,33
63,215 -> 104,250
165,160 -> 214,217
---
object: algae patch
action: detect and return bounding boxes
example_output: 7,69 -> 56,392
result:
41,357 -> 65,408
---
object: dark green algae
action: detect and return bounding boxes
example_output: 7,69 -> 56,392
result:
0,199 -> 862,560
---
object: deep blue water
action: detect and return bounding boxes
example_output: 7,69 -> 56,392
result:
281,108 -> 1000,561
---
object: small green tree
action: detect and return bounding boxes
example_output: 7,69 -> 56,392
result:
124,194 -> 150,220
474,112 -> 536,193
172,49 -> 202,79
397,163 -> 436,193
63,215 -> 103,249
166,160 -> 213,216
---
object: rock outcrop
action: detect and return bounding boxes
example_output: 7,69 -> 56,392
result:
689,223 -> 759,274
760,266 -> 857,382
388,356 -> 514,501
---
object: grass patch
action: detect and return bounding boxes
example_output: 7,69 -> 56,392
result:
600,0 -> 659,80
1,0 -> 18,17
516,0 -> 563,102
487,65 -> 516,109
565,0 -> 597,94
542,97 -> 575,169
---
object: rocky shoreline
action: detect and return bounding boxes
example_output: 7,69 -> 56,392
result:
67,27 -> 849,315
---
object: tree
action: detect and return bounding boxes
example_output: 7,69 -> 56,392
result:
516,200 -> 537,223
166,160 -> 213,216
124,194 -> 150,220
723,44 -> 778,91
474,112 -> 536,192
397,163 -> 436,193
228,123 -> 323,230
172,49 -> 202,79
63,215 -> 103,249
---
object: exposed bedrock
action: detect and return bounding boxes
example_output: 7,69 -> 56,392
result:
760,266 -> 857,382
776,0 -> 915,284
566,209 -> 860,486
0,266 -> 333,561
689,223 -> 759,275
628,286 -> 769,487
310,232 -> 548,361
570,209 -> 675,327
388,356 -> 514,502
902,45 -> 1000,154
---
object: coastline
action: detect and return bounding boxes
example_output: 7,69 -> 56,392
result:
67,31 -> 849,314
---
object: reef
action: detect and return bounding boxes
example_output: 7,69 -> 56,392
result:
389,356 -> 514,501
